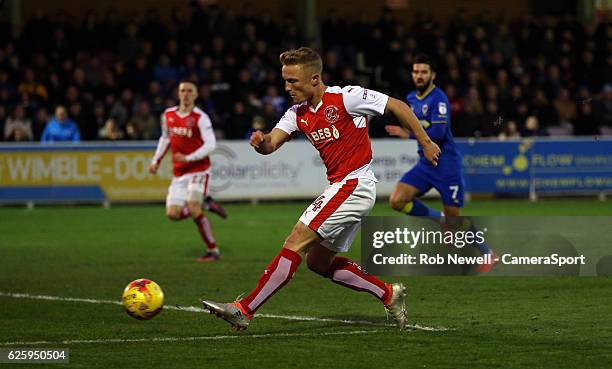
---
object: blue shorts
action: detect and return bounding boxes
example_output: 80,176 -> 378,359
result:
399,161 -> 464,207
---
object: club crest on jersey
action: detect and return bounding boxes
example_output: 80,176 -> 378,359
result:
422,104 -> 428,115
184,116 -> 196,127
324,105 -> 339,123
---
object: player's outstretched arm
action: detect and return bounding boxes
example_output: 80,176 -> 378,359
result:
250,128 -> 290,155
385,125 -> 410,139
149,113 -> 170,174
385,97 -> 440,166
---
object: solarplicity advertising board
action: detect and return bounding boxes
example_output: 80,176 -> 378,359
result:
0,138 -> 611,203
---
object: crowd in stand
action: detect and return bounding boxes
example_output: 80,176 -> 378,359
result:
0,3 -> 610,142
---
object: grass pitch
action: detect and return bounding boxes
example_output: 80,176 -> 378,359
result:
1,199 -> 611,368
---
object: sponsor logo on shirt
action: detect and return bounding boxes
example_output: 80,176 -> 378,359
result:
438,102 -> 447,115
170,126 -> 193,138
309,125 -> 340,143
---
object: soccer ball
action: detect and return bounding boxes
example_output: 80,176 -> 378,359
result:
122,279 -> 164,320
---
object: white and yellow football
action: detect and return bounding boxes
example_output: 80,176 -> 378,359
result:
122,278 -> 164,320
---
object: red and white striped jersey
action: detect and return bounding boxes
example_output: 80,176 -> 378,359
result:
151,106 -> 216,177
275,86 -> 388,183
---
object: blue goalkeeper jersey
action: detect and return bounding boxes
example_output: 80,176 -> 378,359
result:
406,85 -> 461,171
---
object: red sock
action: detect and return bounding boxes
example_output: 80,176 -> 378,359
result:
325,257 -> 392,304
193,214 -> 217,250
239,248 -> 302,315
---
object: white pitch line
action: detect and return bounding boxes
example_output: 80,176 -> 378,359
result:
0,330 -> 382,346
0,291 -> 451,332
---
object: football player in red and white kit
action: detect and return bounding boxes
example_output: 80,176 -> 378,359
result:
202,48 -> 440,330
149,80 -> 223,262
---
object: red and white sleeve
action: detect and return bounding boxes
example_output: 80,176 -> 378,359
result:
185,112 -> 217,162
342,86 -> 389,118
151,113 -> 170,165
274,105 -> 299,134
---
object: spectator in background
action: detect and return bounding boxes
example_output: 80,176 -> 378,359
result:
224,101 -> 252,139
125,121 -> 140,140
532,89 -> 559,128
91,102 -> 107,138
153,54 -> 178,87
128,101 -> 158,140
17,68 -> 48,102
445,84 -> 464,118
147,81 -> 166,116
261,85 -> 286,116
498,119 -> 521,140
244,115 -> 266,140
573,102 -> 599,136
479,100 -> 500,137
553,88 -> 577,124
41,105 -> 81,142
522,115 -> 547,137
4,104 -> 33,141
0,7 -> 608,140
117,23 -> 142,60
109,88 -> 134,127
0,106 -> 6,140
7,127 -> 29,142
98,118 -> 125,140
594,84 -> 612,127
70,102 -> 97,140
32,107 -> 49,140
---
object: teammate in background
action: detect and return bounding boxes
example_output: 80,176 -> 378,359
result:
385,54 -> 494,271
201,47 -> 440,331
149,80 -> 224,262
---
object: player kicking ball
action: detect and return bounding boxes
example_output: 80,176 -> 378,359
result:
201,47 -> 440,330
149,80 -> 224,262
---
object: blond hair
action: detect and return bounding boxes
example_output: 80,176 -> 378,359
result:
279,47 -> 323,74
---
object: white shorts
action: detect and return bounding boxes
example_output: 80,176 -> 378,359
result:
299,178 -> 376,253
166,170 -> 211,207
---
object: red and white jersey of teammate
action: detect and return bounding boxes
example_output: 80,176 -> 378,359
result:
275,85 -> 388,184
151,106 -> 216,177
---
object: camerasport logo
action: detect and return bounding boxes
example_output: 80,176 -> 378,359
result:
324,105 -> 339,123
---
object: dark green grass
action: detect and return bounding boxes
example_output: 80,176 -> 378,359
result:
0,199 -> 611,368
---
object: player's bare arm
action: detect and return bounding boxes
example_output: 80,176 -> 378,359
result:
148,162 -> 160,174
385,125 -> 410,139
385,97 -> 440,166
250,128 -> 290,155
173,153 -> 187,163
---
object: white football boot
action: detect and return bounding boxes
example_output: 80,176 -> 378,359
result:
384,283 -> 408,330
201,300 -> 251,331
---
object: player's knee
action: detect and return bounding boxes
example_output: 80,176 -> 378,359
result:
166,210 -> 181,221
389,195 -> 407,212
443,206 -> 461,217
283,223 -> 318,255
187,202 -> 202,218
